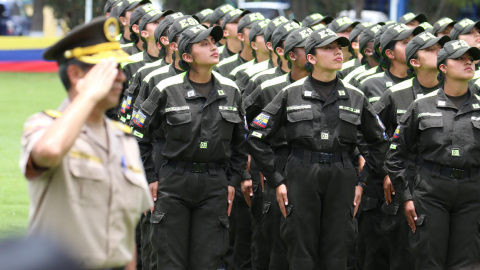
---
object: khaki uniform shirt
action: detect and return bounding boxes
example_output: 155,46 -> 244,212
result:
19,99 -> 153,269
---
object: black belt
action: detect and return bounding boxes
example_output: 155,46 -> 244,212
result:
273,146 -> 289,156
166,160 -> 223,173
420,161 -> 477,179
292,148 -> 343,163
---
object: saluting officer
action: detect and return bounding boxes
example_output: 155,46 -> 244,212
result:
386,40 -> 480,270
247,28 -> 389,269
19,17 -> 152,270
130,25 -> 248,269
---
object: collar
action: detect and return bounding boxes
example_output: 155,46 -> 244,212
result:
302,74 -> 350,104
183,71 -> 227,106
435,87 -> 480,115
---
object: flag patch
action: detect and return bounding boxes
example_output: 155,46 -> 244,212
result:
253,113 -> 270,128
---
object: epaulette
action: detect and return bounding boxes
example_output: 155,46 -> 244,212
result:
112,120 -> 133,134
43,110 -> 62,118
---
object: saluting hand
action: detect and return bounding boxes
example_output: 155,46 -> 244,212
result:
76,58 -> 121,102
353,185 -> 363,217
241,180 -> 253,207
404,200 -> 418,233
276,184 -> 288,217
227,185 -> 235,216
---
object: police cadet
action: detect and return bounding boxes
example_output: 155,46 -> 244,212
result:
115,0 -> 151,49
344,24 -> 382,84
19,17 -> 152,270
247,27 -> 389,269
397,12 -> 428,28
328,16 -> 360,63
302,13 -> 333,29
104,0 -> 119,18
386,40 -> 480,270
360,24 -> 424,104
125,4 -> 154,55
432,17 -> 456,37
242,19 -> 298,99
370,32 -> 450,270
130,24 -> 248,269
244,27 -> 312,270
450,19 -> 480,83
207,4 -> 239,60
119,12 -> 184,123
337,22 -> 374,79
239,16 -> 290,96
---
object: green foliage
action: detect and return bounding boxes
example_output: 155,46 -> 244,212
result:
45,0 -> 108,29
162,0 -> 227,15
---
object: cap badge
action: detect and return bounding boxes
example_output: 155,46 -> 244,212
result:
336,17 -> 353,27
104,18 -> 120,42
179,17 -> 199,29
318,28 -> 336,39
418,32 -> 435,41
459,19 -> 474,28
437,18 -> 453,27
451,40 -> 469,50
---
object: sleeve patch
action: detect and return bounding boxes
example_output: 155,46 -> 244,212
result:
253,113 -> 270,128
251,131 -> 263,138
133,111 -> 146,128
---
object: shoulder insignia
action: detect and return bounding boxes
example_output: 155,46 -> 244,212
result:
355,67 -> 376,80
342,81 -> 364,95
144,64 -> 170,82
230,60 -> 255,76
245,60 -> 269,76
121,51 -> 144,68
157,72 -> 187,92
391,78 -> 414,92
283,77 -> 307,91
251,67 -> 276,81
213,71 -> 240,91
261,74 -> 288,90
217,54 -> 238,67
415,89 -> 439,101
343,65 -> 366,82
360,72 -> 384,85
113,120 -> 132,134
43,110 -> 62,118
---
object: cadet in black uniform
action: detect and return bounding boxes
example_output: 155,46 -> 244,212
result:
371,32 -> 449,270
130,25 -> 247,270
124,4 -> 153,55
247,28 -> 389,270
115,0 -> 151,49
244,27 -> 312,270
397,12 -> 428,28
196,8 -> 214,27
337,22 -> 374,79
432,17 -> 456,37
328,16 -> 360,63
301,13 -> 333,29
210,5 -> 242,60
386,40 -> 480,270
104,0 -> 119,18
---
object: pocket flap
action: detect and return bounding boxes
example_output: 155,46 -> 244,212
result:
287,110 -> 313,122
68,152 -> 106,181
123,167 -> 147,188
361,196 -> 378,211
382,202 -> 399,215
218,216 -> 229,228
419,117 -> 443,130
415,214 -> 426,226
262,201 -> 271,214
472,118 -> 480,129
150,211 -> 165,223
126,82 -> 138,94
166,112 -> 192,125
339,111 -> 361,125
220,110 -> 242,123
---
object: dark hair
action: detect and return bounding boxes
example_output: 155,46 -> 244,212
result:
381,40 -> 397,68
58,59 -> 93,90
437,60 -> 446,83
304,47 -> 316,73
274,40 -> 286,66
158,27 -> 170,59
406,51 -> 419,76
179,42 -> 194,71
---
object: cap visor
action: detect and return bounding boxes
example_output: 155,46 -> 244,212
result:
395,26 -> 424,41
191,26 -> 224,44
450,46 -> 480,61
458,22 -> 479,37
437,21 -> 457,33
311,16 -> 333,26
420,35 -> 451,49
318,36 -> 350,48
76,49 -> 134,64
414,13 -> 428,24
338,21 -> 360,33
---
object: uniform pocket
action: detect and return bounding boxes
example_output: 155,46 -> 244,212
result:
360,196 -> 378,211
286,109 -> 314,139
219,110 -> 242,140
280,204 -> 295,244
408,214 -> 428,254
339,111 -> 361,141
68,153 -> 108,205
345,205 -> 358,246
150,211 -> 168,255
381,202 -> 401,235
213,216 -> 230,256
419,117 -> 443,130
165,112 -> 192,142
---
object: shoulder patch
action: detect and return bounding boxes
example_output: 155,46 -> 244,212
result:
261,74 -> 288,90
390,78 -> 414,92
138,59 -> 163,73
360,72 -> 384,85
156,72 -> 187,92
144,64 -> 170,82
355,67 -> 376,80
283,77 -> 307,91
245,60 -> 270,77
121,51 -> 144,68
251,67 -> 276,81
217,54 -> 238,67
230,60 -> 255,76
213,71 -> 240,91
342,81 -> 364,96
43,110 -> 62,118
415,89 -> 439,101
112,121 -> 132,134
343,65 -> 366,82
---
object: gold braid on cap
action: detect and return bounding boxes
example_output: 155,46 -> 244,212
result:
64,42 -> 121,59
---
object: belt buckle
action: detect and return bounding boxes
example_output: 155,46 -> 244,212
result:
319,153 -> 330,163
192,163 -> 205,173
450,168 -> 464,179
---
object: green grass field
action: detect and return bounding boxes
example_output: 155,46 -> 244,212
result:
0,72 -> 65,238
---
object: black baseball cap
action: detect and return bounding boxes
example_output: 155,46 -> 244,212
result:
374,23 -> 396,54
238,12 -> 265,34
406,32 -> 450,68
104,0 -> 119,15
328,16 -> 360,33
264,16 -> 289,43
129,4 -> 155,31
138,9 -> 174,32
108,6 -> 121,19
432,17 -> 456,36
359,24 -> 382,56
168,15 -> 200,43
221,9 -> 251,29
284,27 -> 313,60
43,17 -> 132,64
196,9 -> 214,23
450,19 -> 480,40
154,12 -> 184,42
419,22 -> 434,34
178,25 -> 223,56
248,19 -> 270,44
115,0 -> 151,17
380,24 -> 424,58
398,12 -> 428,25
302,13 -> 333,28
305,28 -> 350,56
349,21 -> 374,42
272,21 -> 302,50
209,4 -> 236,25
437,40 -> 480,71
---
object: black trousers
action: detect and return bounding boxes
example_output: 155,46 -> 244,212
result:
410,166 -> 480,270
280,153 -> 357,270
150,162 -> 229,270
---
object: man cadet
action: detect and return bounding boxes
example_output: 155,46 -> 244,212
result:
115,0 -> 151,48
20,17 -> 152,270
344,24 -> 382,84
337,22 -> 374,79
196,8 -> 214,27
328,16 -> 360,63
432,17 -> 456,37
242,19 -> 299,98
397,12 -> 428,28
235,16 -> 290,93
302,13 -> 333,29
243,27 -> 312,270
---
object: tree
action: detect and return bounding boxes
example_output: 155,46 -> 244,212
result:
45,0 -> 108,30
31,0 -> 46,32
162,0 -> 225,15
